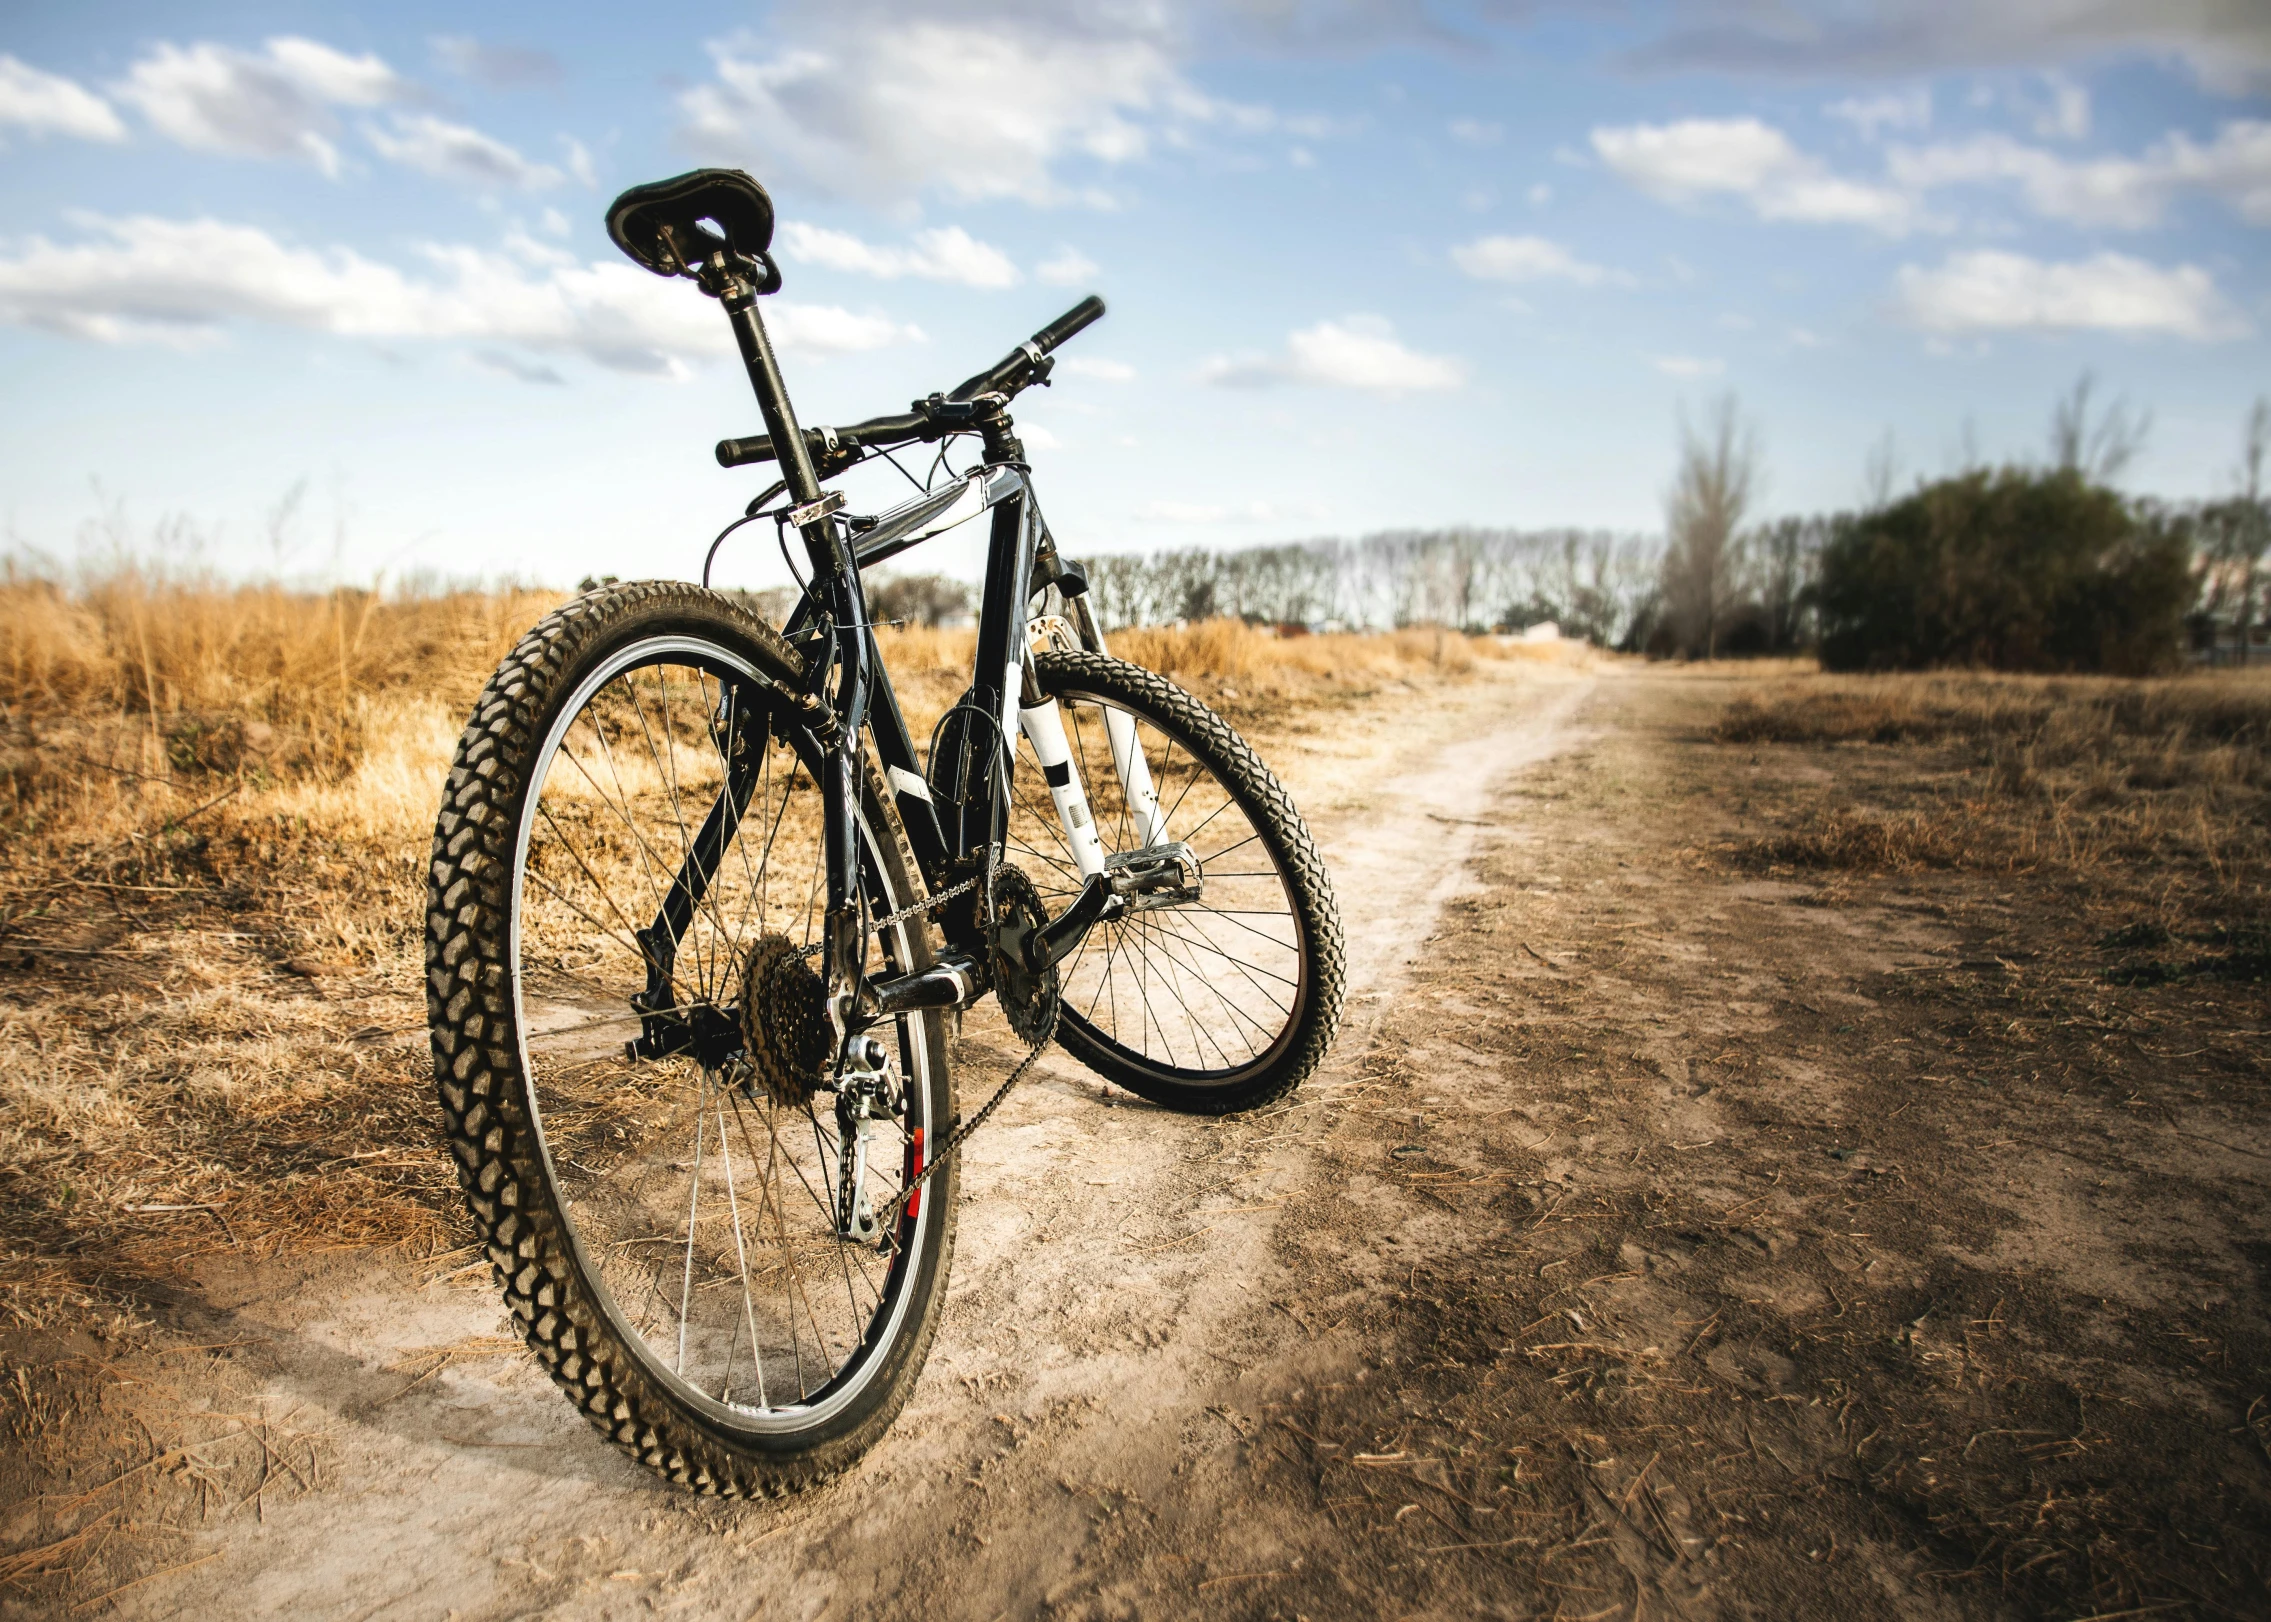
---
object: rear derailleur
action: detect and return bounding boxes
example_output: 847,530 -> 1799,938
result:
833,1032 -> 903,1246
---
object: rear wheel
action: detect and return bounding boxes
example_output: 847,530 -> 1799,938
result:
1006,651 -> 1343,1113
426,582 -> 956,1495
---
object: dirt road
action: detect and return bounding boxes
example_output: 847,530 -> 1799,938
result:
14,663 -> 2267,1620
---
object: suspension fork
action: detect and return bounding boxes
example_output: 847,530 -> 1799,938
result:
1042,548 -> 1168,849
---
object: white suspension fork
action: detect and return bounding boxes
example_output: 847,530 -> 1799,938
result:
1105,708 -> 1168,849
1018,694 -> 1107,878
1050,585 -> 1169,850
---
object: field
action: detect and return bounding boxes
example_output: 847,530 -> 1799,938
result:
0,576 -> 2264,1620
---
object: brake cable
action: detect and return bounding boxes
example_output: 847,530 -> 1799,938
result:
701,479 -> 787,588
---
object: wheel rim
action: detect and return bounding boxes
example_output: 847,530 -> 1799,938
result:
1005,682 -> 1308,1086
507,635 -> 938,1432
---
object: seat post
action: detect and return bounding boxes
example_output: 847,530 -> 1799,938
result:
717,275 -> 823,508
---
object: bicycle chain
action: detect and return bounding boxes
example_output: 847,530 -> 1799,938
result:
878,986 -> 1056,1231
792,870 -> 984,962
781,861 -> 1057,1232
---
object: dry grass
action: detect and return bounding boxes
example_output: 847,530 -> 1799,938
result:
1715,671 -> 2271,925
884,618 -> 1572,738
0,577 -> 1528,1317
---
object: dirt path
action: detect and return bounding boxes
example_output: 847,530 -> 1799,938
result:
47,659 -> 1586,1621
18,664 -> 2266,1621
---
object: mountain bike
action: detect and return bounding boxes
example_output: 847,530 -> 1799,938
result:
424,169 -> 1344,1495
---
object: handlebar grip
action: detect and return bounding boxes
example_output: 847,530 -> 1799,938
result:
716,434 -> 777,468
1031,295 -> 1105,355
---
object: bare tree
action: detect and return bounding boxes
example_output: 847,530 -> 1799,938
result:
1662,395 -> 1762,659
2226,396 -> 2270,666
2048,371 -> 2153,483
1861,428 -> 1903,511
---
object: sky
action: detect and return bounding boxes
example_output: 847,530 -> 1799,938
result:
1,1 -> 2267,594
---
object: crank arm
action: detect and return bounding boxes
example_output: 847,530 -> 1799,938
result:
1024,872 -> 1116,975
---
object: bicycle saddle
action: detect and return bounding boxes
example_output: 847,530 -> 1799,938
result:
606,169 -> 776,279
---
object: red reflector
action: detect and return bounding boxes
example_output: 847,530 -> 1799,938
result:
905,1127 -> 924,1221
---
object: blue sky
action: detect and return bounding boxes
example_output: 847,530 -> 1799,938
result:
1,1 -> 2266,593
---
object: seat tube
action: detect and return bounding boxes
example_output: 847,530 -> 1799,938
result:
719,272 -> 869,1041
957,485 -> 1034,859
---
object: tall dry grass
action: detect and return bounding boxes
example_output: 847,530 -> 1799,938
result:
0,577 -> 1531,1309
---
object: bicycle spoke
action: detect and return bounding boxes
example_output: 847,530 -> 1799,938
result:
1121,917 -> 1238,1068
1133,913 -> 1283,1050
676,1087 -> 707,1376
709,1086 -> 767,1406
508,635 -> 945,1425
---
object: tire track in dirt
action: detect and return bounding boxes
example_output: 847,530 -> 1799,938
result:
106,661 -> 1597,1621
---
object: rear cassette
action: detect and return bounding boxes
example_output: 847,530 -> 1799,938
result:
739,933 -> 830,1105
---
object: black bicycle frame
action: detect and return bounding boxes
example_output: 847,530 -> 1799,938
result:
667,259 -> 1073,1042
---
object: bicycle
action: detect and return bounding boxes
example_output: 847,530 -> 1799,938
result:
424,169 -> 1345,1495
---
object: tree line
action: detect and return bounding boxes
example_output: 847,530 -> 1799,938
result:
1033,376 -> 2270,675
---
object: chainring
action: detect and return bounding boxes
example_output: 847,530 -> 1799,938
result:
738,933 -> 830,1106
987,866 -> 1061,1047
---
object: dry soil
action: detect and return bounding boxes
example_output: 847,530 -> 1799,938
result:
4,661 -> 2266,1622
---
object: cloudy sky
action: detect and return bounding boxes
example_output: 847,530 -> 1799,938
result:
2,1 -> 2267,590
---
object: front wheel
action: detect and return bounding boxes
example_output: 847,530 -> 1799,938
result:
1007,652 -> 1344,1113
426,582 -> 957,1496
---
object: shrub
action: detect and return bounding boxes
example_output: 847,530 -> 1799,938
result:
1816,467 -> 2192,674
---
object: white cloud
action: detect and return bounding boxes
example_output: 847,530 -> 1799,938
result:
1059,354 -> 1134,381
2033,73 -> 2091,140
1894,249 -> 2247,340
262,37 -> 402,104
0,55 -> 126,142
778,222 -> 1020,288
1825,88 -> 1931,141
367,113 -> 563,190
113,37 -> 410,174
765,303 -> 925,358
1449,117 -> 1502,145
1450,234 -> 1625,286
1651,354 -> 1725,378
1625,1 -> 2271,97
1037,247 -> 1101,286
1889,133 -> 2158,227
1593,116 -> 1924,234
0,214 -> 923,375
679,4 -> 1183,205
1019,422 -> 1062,450
1888,119 -> 2271,228
1201,315 -> 1465,395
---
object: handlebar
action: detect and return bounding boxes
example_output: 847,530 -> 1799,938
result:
716,295 -> 1105,470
